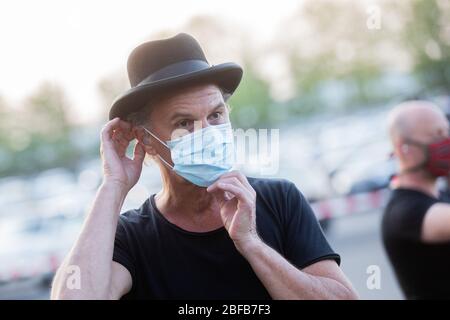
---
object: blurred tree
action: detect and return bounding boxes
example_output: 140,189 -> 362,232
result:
97,71 -> 129,121
182,15 -> 245,64
181,16 -> 274,127
275,0 -> 391,114
401,0 -> 450,94
0,96 -> 8,144
0,96 -> 14,176
1,83 -> 80,176
228,58 -> 273,128
25,83 -> 71,139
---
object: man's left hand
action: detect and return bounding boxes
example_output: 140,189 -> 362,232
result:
207,171 -> 261,253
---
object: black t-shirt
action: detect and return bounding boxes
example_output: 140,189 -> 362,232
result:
113,177 -> 340,299
382,188 -> 450,299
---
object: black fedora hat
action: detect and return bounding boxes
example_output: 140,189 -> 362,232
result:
109,33 -> 243,120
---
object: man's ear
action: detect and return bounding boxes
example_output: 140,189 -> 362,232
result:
391,141 -> 404,161
133,127 -> 157,156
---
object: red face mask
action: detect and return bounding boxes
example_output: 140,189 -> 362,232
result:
405,137 -> 450,177
426,138 -> 450,177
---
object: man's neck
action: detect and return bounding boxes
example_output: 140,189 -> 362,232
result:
396,170 -> 438,198
153,170 -> 223,232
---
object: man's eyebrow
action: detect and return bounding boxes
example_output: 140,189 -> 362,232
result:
170,102 -> 226,121
170,111 -> 194,121
210,102 -> 226,112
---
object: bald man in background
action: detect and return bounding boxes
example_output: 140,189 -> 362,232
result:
382,100 -> 450,299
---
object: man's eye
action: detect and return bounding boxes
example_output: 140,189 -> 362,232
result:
178,120 -> 191,128
210,112 -> 221,120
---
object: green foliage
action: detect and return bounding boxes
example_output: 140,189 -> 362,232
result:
228,59 -> 273,128
0,83 -> 81,176
402,0 -> 450,92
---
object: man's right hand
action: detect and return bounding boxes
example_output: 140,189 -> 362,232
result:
100,117 -> 146,193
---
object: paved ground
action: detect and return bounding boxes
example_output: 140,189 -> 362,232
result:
0,278 -> 50,300
326,210 -> 403,299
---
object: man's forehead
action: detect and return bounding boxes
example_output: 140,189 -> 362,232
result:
169,84 -> 223,102
157,84 -> 225,114
139,84 -> 227,127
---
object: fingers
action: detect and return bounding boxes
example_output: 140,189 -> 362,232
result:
112,122 -> 134,145
116,119 -> 132,131
219,171 -> 256,197
100,118 -> 135,158
112,131 -> 130,153
101,118 -> 129,144
223,191 -> 235,201
208,180 -> 253,207
101,118 -> 132,141
209,172 -> 256,203
100,117 -> 120,145
207,175 -> 254,204
100,118 -> 121,158
133,141 -> 146,163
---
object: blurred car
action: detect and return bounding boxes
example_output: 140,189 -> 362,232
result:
0,212 -> 84,287
30,168 -> 77,200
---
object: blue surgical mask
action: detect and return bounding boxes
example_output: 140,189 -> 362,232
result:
143,122 -> 235,187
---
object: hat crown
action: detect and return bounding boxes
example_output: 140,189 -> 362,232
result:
127,33 -> 209,87
109,33 -> 242,120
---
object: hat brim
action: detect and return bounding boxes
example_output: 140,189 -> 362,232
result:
109,62 -> 243,120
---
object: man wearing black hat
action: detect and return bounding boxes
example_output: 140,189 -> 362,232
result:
51,33 -> 357,300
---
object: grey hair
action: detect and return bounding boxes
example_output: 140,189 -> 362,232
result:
126,106 -> 153,128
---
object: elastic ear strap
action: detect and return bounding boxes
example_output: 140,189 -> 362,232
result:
142,127 -> 174,169
400,150 -> 430,175
401,162 -> 427,175
157,154 -> 174,169
142,127 -> 169,148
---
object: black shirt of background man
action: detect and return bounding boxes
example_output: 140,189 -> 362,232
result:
382,188 -> 450,299
113,177 -> 340,299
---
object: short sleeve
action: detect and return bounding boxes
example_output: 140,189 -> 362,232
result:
283,182 -> 341,269
112,217 -> 136,286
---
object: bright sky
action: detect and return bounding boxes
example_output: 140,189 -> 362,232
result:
0,0 -> 302,125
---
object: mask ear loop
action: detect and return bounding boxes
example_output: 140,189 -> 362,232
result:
398,139 -> 430,175
142,127 -> 174,169
156,154 -> 174,170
